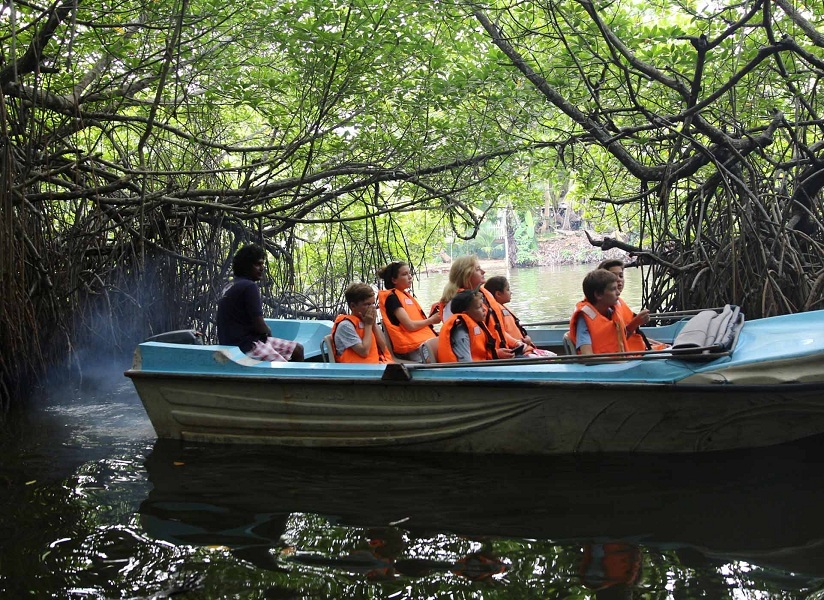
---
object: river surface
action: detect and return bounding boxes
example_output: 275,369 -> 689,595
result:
412,262 -> 643,322
2,264 -> 824,598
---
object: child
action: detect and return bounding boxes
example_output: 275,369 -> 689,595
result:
332,283 -> 393,364
569,269 -> 628,355
437,290 -> 500,362
377,261 -> 440,362
598,259 -> 665,351
216,244 -> 304,362
484,276 -> 556,358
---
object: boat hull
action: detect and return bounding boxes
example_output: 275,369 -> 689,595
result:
129,370 -> 824,454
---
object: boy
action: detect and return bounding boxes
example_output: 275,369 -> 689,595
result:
332,283 -> 393,363
569,269 -> 629,355
598,259 -> 663,351
484,276 -> 555,357
484,275 -> 535,348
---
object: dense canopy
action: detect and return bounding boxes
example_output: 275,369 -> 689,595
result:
2,0 -> 824,404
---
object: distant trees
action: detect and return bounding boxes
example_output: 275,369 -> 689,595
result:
2,0 -> 824,403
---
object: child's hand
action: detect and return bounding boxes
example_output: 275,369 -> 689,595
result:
361,305 -> 377,325
430,311 -> 442,325
495,347 -> 515,359
628,309 -> 650,333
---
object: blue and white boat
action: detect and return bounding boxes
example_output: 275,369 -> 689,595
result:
125,307 -> 824,454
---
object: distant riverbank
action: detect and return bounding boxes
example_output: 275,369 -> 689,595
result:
423,230 -> 628,273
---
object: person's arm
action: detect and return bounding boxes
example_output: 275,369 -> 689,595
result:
393,305 -> 441,331
252,315 -> 271,337
244,284 -> 271,337
626,308 -> 650,337
451,323 -> 473,362
575,315 -> 593,355
494,346 -> 516,359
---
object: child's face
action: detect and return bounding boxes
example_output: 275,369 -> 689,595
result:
595,281 -> 620,307
392,265 -> 413,290
496,284 -> 512,304
350,295 -> 376,318
607,266 -> 624,294
466,296 -> 487,322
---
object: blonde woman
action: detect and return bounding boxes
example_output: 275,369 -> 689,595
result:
439,255 -> 486,320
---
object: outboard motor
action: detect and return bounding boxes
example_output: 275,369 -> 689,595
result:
145,330 -> 204,345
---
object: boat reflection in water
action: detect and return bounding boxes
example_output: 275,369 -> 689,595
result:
139,437 -> 824,596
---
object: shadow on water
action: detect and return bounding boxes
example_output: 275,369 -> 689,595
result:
139,437 -> 824,595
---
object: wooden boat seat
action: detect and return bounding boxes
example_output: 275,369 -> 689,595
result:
320,334 -> 336,363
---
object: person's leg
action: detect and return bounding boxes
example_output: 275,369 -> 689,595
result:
289,343 -> 305,362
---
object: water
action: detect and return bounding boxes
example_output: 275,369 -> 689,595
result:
1,264 -> 823,599
412,262 -> 643,323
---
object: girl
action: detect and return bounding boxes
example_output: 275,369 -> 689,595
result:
377,261 -> 441,362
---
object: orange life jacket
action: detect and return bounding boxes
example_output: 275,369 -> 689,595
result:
377,288 -> 436,354
500,305 -> 526,340
614,298 -> 648,352
478,286 -> 522,349
331,314 -> 392,364
569,300 -> 628,354
437,313 -> 496,362
501,305 -> 540,354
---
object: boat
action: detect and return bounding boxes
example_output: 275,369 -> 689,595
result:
125,306 -> 824,454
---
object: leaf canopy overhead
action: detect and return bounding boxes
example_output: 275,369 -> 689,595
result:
3,0 -> 824,403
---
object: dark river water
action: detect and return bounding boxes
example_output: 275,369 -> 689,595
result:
3,264 -> 824,598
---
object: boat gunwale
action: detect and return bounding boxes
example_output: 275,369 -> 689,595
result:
122,368 -> 824,394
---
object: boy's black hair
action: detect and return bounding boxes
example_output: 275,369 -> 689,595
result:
582,269 -> 618,304
598,258 -> 625,271
483,275 -> 509,295
451,289 -> 481,314
233,244 -> 266,277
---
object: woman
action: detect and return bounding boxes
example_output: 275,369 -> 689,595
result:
439,255 -> 487,320
377,261 -> 441,362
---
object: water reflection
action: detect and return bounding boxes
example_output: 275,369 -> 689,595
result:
137,438 -> 824,597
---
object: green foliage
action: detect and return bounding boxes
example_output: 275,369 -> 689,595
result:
453,220 -> 503,260
513,210 -> 539,267
5,0 -> 824,401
